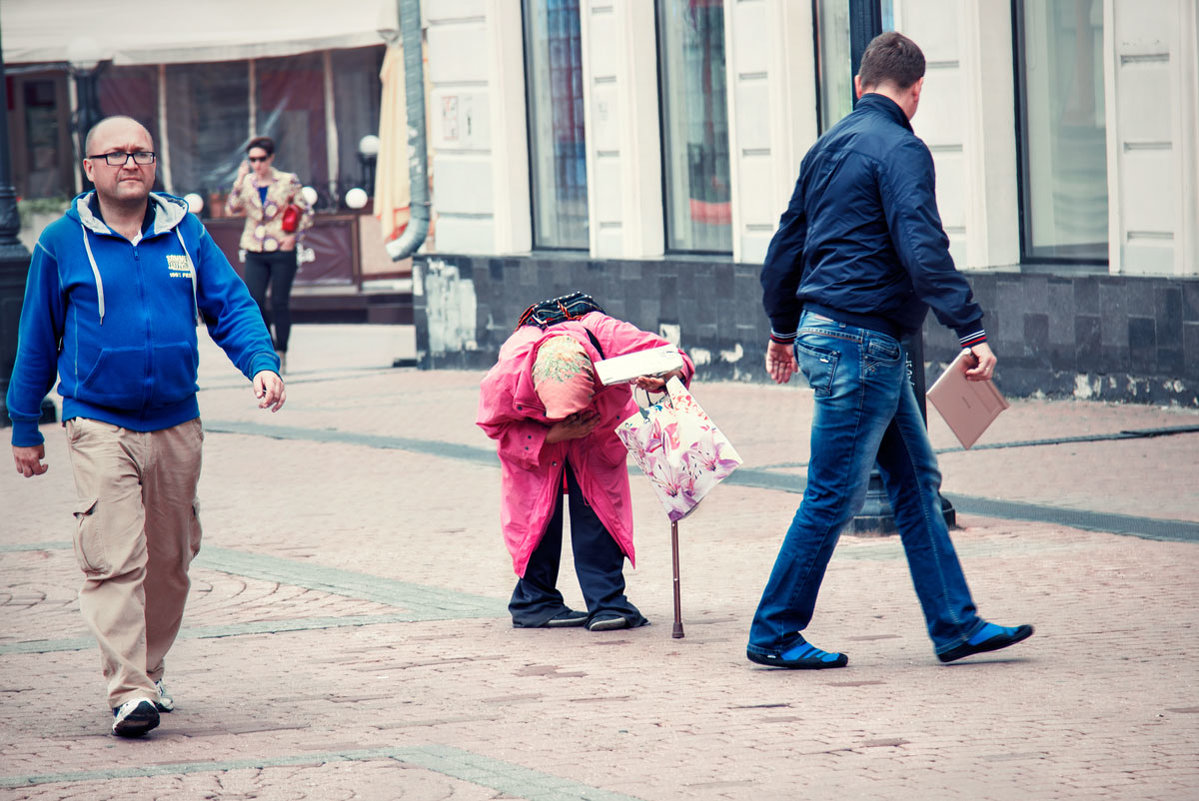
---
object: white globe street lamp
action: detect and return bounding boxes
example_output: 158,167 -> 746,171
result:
357,134 -> 380,196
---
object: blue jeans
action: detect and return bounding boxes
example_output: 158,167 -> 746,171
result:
748,311 -> 985,658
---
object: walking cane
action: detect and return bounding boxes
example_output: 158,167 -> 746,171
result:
671,520 -> 684,638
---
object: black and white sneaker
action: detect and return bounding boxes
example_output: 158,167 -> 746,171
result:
112,698 -> 160,738
154,680 -> 174,712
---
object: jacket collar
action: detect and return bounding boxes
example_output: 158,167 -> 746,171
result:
71,191 -> 188,238
855,92 -> 913,132
250,166 -> 282,188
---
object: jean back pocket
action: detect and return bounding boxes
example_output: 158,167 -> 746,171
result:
796,341 -> 840,396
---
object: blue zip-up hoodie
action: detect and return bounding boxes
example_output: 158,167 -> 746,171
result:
6,191 -> 278,448
761,93 -> 986,347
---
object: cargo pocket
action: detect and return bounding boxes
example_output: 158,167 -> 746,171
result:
189,498 -> 203,561
72,497 -> 109,575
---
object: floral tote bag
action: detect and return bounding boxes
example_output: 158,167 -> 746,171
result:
615,377 -> 742,522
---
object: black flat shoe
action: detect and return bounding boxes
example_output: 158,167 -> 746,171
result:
586,614 -> 631,631
542,609 -> 588,628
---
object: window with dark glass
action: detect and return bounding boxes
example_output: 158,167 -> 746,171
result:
13,74 -> 73,199
813,0 -> 895,134
657,0 -> 731,253
524,0 -> 589,249
1015,0 -> 1108,262
333,46 -> 386,200
256,53 -> 328,194
164,61 -> 250,201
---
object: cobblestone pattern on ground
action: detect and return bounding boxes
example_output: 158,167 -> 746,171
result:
1,326 -> 1195,800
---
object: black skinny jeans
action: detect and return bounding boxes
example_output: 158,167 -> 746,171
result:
243,250 -> 299,352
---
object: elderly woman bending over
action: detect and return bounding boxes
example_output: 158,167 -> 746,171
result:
477,306 -> 693,631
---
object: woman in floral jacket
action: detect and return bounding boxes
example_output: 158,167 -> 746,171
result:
225,136 -> 312,372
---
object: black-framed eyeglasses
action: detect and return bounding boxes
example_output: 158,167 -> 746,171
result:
247,156 -> 270,163
87,151 -> 156,166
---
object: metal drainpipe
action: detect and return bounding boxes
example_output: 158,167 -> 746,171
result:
385,0 -> 430,261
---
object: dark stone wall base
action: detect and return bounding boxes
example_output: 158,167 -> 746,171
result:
414,254 -> 1199,408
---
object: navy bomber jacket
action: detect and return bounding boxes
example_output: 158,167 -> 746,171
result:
760,92 -> 986,348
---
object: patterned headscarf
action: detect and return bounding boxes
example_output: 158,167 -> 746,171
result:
532,336 -> 595,420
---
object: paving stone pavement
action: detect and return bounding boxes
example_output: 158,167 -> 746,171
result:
2,325 -> 1197,801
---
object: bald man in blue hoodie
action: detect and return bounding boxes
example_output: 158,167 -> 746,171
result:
7,116 -> 285,737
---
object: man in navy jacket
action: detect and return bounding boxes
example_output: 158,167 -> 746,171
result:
749,33 -> 1033,669
7,116 -> 285,736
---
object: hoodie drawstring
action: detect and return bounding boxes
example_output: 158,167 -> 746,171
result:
174,229 -> 202,325
81,227 -> 105,324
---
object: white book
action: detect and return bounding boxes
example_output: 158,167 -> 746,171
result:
595,345 -> 685,386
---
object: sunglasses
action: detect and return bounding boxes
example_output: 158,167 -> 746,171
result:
248,155 -> 270,163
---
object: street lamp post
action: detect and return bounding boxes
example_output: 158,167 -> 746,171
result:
358,134 -> 380,199
844,0 -> 953,533
68,37 -> 104,192
0,47 -> 55,429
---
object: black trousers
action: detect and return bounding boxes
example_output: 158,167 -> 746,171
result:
244,250 -> 299,352
509,462 -> 646,628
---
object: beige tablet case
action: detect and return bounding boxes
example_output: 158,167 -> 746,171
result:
926,350 -> 1010,449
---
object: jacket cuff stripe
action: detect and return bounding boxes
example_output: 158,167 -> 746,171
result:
958,330 -> 987,347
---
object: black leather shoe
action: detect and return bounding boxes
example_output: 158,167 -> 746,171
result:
938,624 -> 1034,663
586,614 -> 631,631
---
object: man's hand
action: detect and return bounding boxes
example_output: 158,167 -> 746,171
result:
545,410 -> 600,444
13,444 -> 47,478
963,342 -> 997,382
765,340 -> 799,384
253,371 -> 286,412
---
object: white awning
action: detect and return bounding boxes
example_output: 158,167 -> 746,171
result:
0,0 -> 398,66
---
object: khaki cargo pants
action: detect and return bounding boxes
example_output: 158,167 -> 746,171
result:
65,417 -> 203,709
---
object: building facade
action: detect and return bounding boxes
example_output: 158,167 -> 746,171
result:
413,0 -> 1199,406
3,0 -> 410,323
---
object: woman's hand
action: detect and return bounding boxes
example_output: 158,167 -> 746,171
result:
236,160 -> 251,182
634,368 -> 684,393
545,410 -> 600,444
280,234 -> 296,251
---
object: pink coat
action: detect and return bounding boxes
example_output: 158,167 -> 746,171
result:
477,312 -> 695,577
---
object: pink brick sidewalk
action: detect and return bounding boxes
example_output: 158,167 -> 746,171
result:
1,324 -> 1195,801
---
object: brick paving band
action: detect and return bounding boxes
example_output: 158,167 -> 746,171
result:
1,744 -> 648,799
204,419 -> 1199,543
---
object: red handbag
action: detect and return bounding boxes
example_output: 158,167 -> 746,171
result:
281,202 -> 302,234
